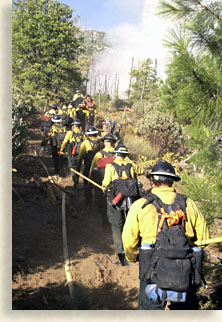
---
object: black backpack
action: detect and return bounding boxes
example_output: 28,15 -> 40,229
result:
67,131 -> 84,158
84,138 -> 101,168
139,192 -> 204,297
107,163 -> 140,209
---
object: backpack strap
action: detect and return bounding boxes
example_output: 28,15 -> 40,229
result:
100,150 -> 114,158
142,192 -> 188,233
111,162 -> 132,179
72,131 -> 83,143
88,138 -> 101,151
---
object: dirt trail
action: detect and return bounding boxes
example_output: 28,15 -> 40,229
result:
12,123 -> 141,309
12,119 -> 222,310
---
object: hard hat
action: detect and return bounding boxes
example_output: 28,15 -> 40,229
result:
113,144 -> 129,155
147,160 -> 181,181
102,133 -> 117,143
51,115 -> 62,123
51,104 -> 58,109
85,126 -> 98,135
72,119 -> 82,126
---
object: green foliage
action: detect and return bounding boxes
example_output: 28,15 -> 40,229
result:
158,0 -> 222,222
12,0 -> 84,105
12,87 -> 33,158
132,101 -> 185,156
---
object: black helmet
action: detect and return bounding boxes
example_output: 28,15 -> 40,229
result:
147,160 -> 181,182
85,126 -> 98,135
51,104 -> 58,109
72,119 -> 82,126
102,133 -> 117,143
51,115 -> 62,123
114,144 -> 129,155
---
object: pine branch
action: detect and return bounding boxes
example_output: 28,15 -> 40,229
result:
196,0 -> 222,21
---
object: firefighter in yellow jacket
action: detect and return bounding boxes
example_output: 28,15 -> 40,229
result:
102,144 -> 140,266
89,134 -> 117,224
122,160 -> 210,310
60,119 -> 85,188
48,115 -> 67,177
76,126 -> 102,203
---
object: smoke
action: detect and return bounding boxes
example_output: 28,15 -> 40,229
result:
93,0 -> 173,97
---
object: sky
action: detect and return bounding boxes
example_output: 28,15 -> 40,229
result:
61,0 -> 144,31
60,0 -> 174,96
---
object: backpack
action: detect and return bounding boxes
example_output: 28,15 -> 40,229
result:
84,138 -> 101,168
68,131 -> 84,158
41,116 -> 52,135
74,96 -> 84,108
107,162 -> 140,209
60,113 -> 73,129
93,151 -> 115,184
53,126 -> 66,148
97,151 -> 115,168
139,192 -> 204,302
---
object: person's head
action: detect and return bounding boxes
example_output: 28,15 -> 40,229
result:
85,126 -> 98,137
102,133 -> 117,147
85,94 -> 92,102
51,104 -> 58,110
147,160 -> 181,188
113,144 -> 129,159
71,119 -> 82,129
51,115 -> 62,124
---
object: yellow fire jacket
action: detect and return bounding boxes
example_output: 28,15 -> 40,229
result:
48,124 -> 67,137
60,128 -> 86,153
67,104 -> 76,119
89,146 -> 115,178
102,158 -> 137,191
122,186 -> 210,262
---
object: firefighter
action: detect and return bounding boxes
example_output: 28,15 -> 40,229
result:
44,104 -> 58,117
67,101 -> 76,120
89,134 -> 117,224
48,115 -> 67,177
73,90 -> 84,105
60,119 -> 85,188
76,126 -> 102,203
58,102 -> 73,130
86,94 -> 97,126
122,160 -> 210,310
102,144 -> 138,265
75,100 -> 88,132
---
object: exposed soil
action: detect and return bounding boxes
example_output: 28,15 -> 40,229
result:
12,117 -> 222,310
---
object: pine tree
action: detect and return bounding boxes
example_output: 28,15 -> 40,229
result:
158,0 -> 222,222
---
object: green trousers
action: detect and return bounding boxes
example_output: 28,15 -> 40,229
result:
106,202 -> 125,254
67,155 -> 78,185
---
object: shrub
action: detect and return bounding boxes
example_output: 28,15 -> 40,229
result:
122,133 -> 159,161
132,101 -> 185,156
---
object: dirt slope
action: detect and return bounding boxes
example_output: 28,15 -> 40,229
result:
12,120 -> 222,310
12,124 -> 141,309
